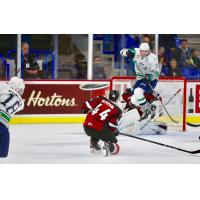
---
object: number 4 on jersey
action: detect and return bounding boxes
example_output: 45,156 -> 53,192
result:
91,103 -> 111,121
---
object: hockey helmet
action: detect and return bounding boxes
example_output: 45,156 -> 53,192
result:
108,90 -> 120,102
139,43 -> 150,51
8,76 -> 25,95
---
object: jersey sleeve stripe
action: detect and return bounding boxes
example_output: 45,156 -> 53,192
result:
109,122 -> 117,128
136,73 -> 145,77
86,101 -> 93,110
0,111 -> 11,122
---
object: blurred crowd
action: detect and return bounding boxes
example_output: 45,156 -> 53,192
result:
128,34 -> 200,80
20,35 -> 200,80
1,34 -> 200,80
158,35 -> 200,79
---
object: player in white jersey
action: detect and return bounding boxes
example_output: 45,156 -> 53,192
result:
120,43 -> 160,121
0,77 -> 25,157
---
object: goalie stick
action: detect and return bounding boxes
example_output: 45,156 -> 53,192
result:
140,88 -> 182,131
147,80 -> 179,124
186,122 -> 200,127
117,121 -> 135,132
119,132 -> 200,154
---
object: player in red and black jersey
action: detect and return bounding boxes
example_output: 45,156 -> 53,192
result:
82,90 -> 122,155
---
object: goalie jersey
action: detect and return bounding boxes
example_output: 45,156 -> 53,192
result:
0,83 -> 24,128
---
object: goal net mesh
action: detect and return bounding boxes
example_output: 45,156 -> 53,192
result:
111,77 -> 186,131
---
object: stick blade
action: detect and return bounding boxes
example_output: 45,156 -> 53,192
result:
186,122 -> 200,127
191,149 -> 200,154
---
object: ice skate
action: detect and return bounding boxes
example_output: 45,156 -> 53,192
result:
150,104 -> 157,119
90,138 -> 101,153
139,102 -> 151,121
99,141 -> 110,157
139,102 -> 157,122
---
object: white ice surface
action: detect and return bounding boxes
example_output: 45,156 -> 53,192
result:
0,124 -> 200,164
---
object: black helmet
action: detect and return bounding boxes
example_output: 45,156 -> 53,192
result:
108,90 -> 120,102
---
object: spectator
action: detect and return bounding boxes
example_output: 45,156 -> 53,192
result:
21,42 -> 44,79
93,56 -> 106,79
159,34 -> 177,51
0,57 -> 6,79
188,49 -> 200,68
142,36 -> 150,44
168,59 -> 182,77
133,34 -> 141,46
142,35 -> 154,51
74,53 -> 87,79
103,57 -> 113,79
165,44 -> 181,65
178,39 -> 192,67
158,47 -> 168,68
143,34 -> 155,43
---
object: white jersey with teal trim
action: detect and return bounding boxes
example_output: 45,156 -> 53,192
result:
0,83 -> 24,127
133,48 -> 160,81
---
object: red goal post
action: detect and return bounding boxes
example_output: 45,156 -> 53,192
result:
110,77 -> 187,131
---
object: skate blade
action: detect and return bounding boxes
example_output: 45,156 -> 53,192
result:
90,148 -> 101,154
99,141 -> 109,157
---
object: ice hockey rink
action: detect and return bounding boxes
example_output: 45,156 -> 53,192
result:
0,123 -> 200,164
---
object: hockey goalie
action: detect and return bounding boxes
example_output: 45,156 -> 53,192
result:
117,87 -> 168,135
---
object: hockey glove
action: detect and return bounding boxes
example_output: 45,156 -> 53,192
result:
126,49 -> 136,59
120,48 -> 136,59
114,130 -> 120,136
144,74 -> 154,82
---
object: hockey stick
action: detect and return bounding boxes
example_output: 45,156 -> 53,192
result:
186,122 -> 200,127
147,80 -> 179,124
140,88 -> 182,131
119,132 -> 200,154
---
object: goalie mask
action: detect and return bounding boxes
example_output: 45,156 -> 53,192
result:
8,76 -> 25,96
108,90 -> 120,102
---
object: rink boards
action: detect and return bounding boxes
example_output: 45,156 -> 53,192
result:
10,115 -> 200,125
11,114 -> 86,124
7,80 -> 109,124
1,79 -> 199,126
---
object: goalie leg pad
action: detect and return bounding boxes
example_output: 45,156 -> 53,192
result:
157,121 -> 168,132
138,121 -> 168,135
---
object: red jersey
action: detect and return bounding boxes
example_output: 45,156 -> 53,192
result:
122,90 -> 161,116
82,96 -> 122,131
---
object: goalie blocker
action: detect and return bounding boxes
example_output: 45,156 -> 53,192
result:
82,90 -> 122,156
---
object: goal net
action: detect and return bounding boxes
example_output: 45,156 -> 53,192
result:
110,77 -> 186,131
